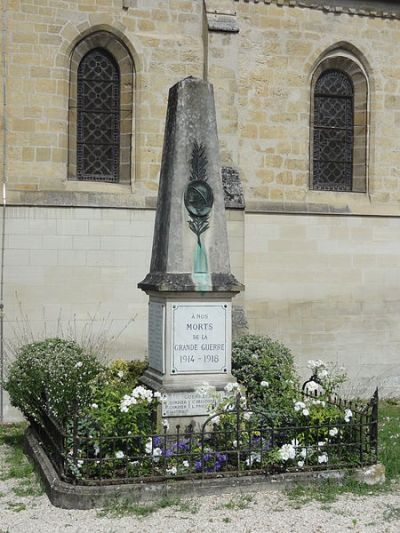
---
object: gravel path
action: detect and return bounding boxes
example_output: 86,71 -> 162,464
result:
1,444 -> 400,533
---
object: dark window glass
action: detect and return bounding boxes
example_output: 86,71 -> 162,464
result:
77,48 -> 120,182
313,70 -> 354,191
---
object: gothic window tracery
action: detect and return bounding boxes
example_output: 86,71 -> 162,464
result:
77,48 -> 120,182
312,69 -> 354,191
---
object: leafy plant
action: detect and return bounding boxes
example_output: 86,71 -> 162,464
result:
379,400 -> 400,479
101,358 -> 148,389
4,338 -> 102,424
65,382 -> 160,479
232,334 -> 299,425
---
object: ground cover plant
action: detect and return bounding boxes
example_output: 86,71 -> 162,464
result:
285,398 -> 400,506
379,399 -> 400,480
3,335 -> 379,483
0,423 -> 43,498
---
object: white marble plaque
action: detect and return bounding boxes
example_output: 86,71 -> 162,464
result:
148,301 -> 165,373
162,390 -> 222,417
171,302 -> 229,374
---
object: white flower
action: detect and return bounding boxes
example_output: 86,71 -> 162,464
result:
91,403 -> 98,409
152,447 -> 162,462
162,418 -> 170,430
232,440 -> 238,448
302,408 -> 310,417
318,453 -> 328,464
224,382 -> 240,393
243,412 -> 252,421
307,359 -> 324,370
300,448 -> 307,459
130,460 -> 139,466
318,369 -> 328,379
260,381 -> 269,388
223,402 -> 235,412
246,452 -> 261,467
251,353 -> 258,360
279,443 -> 296,462
297,460 -> 304,467
75,361 -> 83,368
77,459 -> 84,468
145,438 -> 153,454
115,451 -> 125,459
94,445 -> 100,456
182,460 -> 189,468
212,415 -> 221,425
344,409 -> 353,423
294,401 -> 306,412
329,427 -> 338,437
305,381 -> 320,393
318,441 -> 326,447
154,391 -> 162,399
117,370 -> 124,378
166,465 -> 177,475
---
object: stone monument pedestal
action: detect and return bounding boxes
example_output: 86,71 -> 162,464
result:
141,292 -> 236,428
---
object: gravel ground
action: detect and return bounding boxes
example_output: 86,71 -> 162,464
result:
1,444 -> 400,533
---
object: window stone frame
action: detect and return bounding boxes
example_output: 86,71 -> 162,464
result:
68,31 -> 134,184
310,51 -> 369,193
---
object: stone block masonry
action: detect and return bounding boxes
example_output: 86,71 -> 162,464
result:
2,204 -> 244,421
2,0 -> 400,419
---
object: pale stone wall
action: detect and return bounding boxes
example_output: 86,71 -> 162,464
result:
244,212 -> 400,395
2,0 -> 400,420
3,205 -> 153,357
2,205 -> 244,420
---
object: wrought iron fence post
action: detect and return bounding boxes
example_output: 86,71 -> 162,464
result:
236,392 -> 241,472
201,420 -> 205,479
370,388 -> 379,462
72,401 -> 79,485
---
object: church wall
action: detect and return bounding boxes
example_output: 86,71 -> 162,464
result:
2,0 -> 400,419
244,211 -> 400,395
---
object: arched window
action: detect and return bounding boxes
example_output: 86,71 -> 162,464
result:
68,31 -> 134,184
310,51 -> 368,193
77,49 -> 120,182
313,70 -> 354,191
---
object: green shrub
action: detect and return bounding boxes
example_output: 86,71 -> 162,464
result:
5,338 -> 102,424
231,334 -> 299,425
104,358 -> 148,388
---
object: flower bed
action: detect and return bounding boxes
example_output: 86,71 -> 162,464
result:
5,336 -> 379,486
31,383 -> 378,485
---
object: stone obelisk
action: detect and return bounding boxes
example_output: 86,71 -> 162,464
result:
139,77 -> 243,428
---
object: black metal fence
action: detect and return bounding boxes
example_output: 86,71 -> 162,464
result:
30,386 -> 378,486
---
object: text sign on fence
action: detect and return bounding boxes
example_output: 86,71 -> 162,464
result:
171,302 -> 229,374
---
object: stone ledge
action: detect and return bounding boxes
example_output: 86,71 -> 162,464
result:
138,272 -> 244,293
233,0 -> 400,20
24,426 -> 370,510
